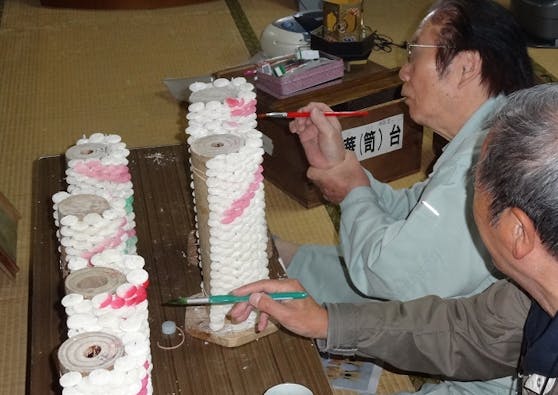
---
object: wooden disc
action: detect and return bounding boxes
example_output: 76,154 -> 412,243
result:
57,194 -> 110,221
65,267 -> 126,298
65,143 -> 107,161
190,134 -> 244,158
184,293 -> 278,348
188,85 -> 239,104
57,332 -> 124,374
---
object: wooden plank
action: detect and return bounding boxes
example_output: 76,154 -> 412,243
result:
183,303 -> 280,347
27,144 -> 333,395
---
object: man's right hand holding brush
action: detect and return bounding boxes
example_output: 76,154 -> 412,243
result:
288,102 -> 370,203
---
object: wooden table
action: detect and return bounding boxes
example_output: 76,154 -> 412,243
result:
28,144 -> 334,395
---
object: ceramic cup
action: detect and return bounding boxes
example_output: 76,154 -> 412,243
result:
263,383 -> 313,395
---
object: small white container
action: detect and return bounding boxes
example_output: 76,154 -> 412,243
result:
263,383 -> 313,395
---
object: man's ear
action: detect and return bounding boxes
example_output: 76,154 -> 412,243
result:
457,50 -> 482,87
508,207 -> 536,260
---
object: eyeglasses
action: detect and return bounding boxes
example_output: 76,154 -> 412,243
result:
406,42 -> 454,63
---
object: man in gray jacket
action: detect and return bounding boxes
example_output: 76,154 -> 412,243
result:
230,83 -> 558,395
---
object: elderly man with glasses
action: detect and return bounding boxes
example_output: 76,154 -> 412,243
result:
231,82 -> 558,395
274,0 -> 535,393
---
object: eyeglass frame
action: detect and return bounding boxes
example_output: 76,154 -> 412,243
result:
405,42 -> 455,63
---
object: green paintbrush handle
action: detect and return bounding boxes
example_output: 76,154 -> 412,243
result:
166,291 -> 308,306
209,294 -> 249,304
209,291 -> 308,304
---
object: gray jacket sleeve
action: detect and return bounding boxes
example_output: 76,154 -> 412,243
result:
321,280 -> 530,381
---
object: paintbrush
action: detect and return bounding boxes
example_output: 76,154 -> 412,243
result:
257,110 -> 369,119
165,291 -> 308,306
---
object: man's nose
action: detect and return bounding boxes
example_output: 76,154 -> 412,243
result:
399,62 -> 411,82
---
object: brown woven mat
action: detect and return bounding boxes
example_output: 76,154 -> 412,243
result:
1,0 -> 556,393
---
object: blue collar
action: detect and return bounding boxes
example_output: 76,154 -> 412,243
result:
521,301 -> 558,377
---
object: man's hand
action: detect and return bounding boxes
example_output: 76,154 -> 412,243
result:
229,279 -> 328,339
289,102 -> 345,170
308,151 -> 370,204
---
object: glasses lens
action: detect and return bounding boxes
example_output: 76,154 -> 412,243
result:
406,43 -> 413,63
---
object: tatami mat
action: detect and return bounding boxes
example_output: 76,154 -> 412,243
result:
0,0 -> 556,394
265,180 -> 339,245
237,0 -> 298,42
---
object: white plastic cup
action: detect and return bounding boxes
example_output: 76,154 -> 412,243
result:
263,383 -> 313,395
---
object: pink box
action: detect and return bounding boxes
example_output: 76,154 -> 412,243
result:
255,53 -> 344,99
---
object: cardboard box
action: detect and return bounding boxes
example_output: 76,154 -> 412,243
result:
255,52 -> 344,99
